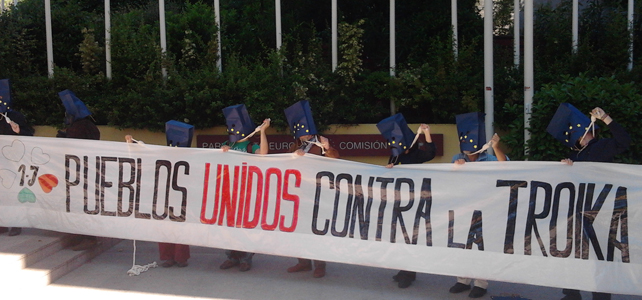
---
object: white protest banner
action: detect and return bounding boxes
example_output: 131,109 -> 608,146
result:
0,135 -> 639,295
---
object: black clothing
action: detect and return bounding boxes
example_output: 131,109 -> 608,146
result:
568,121 -> 630,162
57,117 -> 100,140
388,142 -> 437,165
0,110 -> 33,136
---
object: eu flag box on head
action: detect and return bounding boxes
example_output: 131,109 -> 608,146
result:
165,120 -> 194,148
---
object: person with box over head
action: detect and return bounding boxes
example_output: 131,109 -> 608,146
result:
125,120 -> 194,267
284,100 -> 339,278
376,113 -> 436,288
217,104 -> 270,272
56,89 -> 101,251
447,112 -> 508,298
0,79 -> 34,237
546,103 -> 630,300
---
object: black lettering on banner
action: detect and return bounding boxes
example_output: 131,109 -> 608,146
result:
608,186 -> 629,262
375,177 -> 394,241
525,181 -> 552,256
349,175 -> 374,240
574,183 -> 586,258
65,155 -> 81,213
331,173 -> 353,237
152,160 -> 172,220
581,184 -> 612,260
466,210 -> 484,250
413,178 -> 432,246
391,178 -> 413,244
496,180 -> 528,254
117,158 -> 136,217
134,158 -> 150,219
313,171 -> 334,235
169,161 -> 189,222
92,156 -> 100,214
100,156 -> 118,217
448,210 -> 465,249
550,182 -> 574,258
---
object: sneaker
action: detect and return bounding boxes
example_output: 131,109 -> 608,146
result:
287,263 -> 312,273
468,286 -> 487,298
161,260 -> 176,268
312,266 -> 326,278
176,261 -> 188,268
219,259 -> 239,270
449,282 -> 471,293
8,227 -> 21,236
71,239 -> 97,251
239,262 -> 251,272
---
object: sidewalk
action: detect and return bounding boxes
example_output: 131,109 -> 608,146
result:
9,239 -> 642,300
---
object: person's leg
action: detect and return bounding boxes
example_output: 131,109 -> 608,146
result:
450,277 -> 472,293
159,243 -> 176,267
468,279 -> 488,298
238,252 -> 254,272
173,244 -> 190,267
561,289 -> 582,300
312,260 -> 326,278
287,258 -> 312,272
395,270 -> 416,288
220,250 -> 240,269
8,227 -> 21,236
592,292 -> 611,300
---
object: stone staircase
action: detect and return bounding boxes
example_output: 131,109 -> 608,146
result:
0,228 -> 119,290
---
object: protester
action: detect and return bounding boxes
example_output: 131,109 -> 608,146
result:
546,104 -> 630,300
126,120 -> 195,268
284,100 -> 339,278
217,104 -> 270,272
0,79 -> 34,236
448,112 -> 507,298
376,113 -> 436,288
56,89 -> 101,251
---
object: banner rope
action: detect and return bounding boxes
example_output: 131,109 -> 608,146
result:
126,240 -> 157,276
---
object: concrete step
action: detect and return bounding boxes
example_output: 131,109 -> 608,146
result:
0,228 -> 120,289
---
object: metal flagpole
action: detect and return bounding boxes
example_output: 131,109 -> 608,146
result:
45,0 -> 54,78
389,0 -> 396,115
215,0 -> 222,72
514,0 -> 520,66
105,0 -> 112,80
484,0 -> 494,153
332,0 -> 337,71
572,0 -> 578,53
452,0 -> 458,60
276,0 -> 282,50
524,0 -> 533,156
628,0 -> 634,71
159,0 -> 167,80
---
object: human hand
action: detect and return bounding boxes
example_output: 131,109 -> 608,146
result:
221,145 -> 231,152
454,159 -> 466,165
260,118 -> 271,131
561,158 -> 574,165
385,163 -> 394,169
319,136 -> 330,150
125,135 -> 134,143
420,124 -> 430,134
10,121 -> 19,134
295,149 -> 305,156
590,107 -> 612,125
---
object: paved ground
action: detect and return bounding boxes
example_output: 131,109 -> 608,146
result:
10,240 -> 642,300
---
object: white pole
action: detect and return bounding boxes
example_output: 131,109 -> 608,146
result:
452,0 -> 458,60
572,0 -> 578,52
389,0 -> 396,115
45,0 -> 54,78
276,0 -> 282,50
105,0 -> 112,80
514,0 -> 520,66
524,0 -> 533,156
332,0 -> 337,71
628,0 -> 634,71
159,0 -> 167,79
484,0 -> 494,151
215,0 -> 222,72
